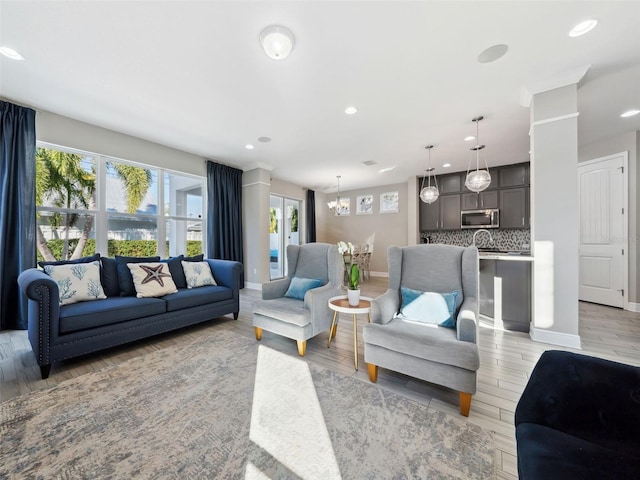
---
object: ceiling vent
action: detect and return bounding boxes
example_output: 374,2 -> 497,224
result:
363,160 -> 377,166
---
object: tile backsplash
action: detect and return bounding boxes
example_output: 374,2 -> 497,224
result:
420,228 -> 530,251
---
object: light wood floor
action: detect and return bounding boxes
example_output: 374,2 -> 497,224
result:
2,278 -> 639,479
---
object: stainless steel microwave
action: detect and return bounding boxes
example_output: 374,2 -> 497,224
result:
461,209 -> 499,229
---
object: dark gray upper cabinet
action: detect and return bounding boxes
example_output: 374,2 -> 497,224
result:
461,190 -> 498,210
499,163 -> 529,187
499,187 -> 528,228
438,174 -> 462,194
440,195 -> 461,230
419,200 -> 439,230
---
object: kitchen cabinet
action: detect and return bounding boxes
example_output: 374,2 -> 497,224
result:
499,187 -> 528,228
480,257 -> 532,332
439,174 -> 462,194
499,163 -> 529,187
419,194 -> 460,230
461,190 -> 498,210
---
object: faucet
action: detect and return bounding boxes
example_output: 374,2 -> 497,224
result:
472,229 -> 494,248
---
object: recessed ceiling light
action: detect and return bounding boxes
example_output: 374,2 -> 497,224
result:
569,19 -> 598,37
245,144 -> 255,150
464,136 -> 476,142
477,44 -> 508,64
260,26 -> 295,60
345,106 -> 358,115
621,109 -> 640,118
0,46 -> 25,60
258,136 -> 272,143
442,163 -> 452,168
378,167 -> 395,173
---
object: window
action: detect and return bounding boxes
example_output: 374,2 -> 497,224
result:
35,144 -> 205,261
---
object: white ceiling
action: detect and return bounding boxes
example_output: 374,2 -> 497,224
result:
1,1 -> 639,193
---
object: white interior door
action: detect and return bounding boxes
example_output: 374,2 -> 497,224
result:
578,154 -> 627,307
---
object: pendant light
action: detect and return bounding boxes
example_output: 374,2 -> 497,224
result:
327,175 -> 344,215
465,116 -> 492,193
419,145 -> 439,204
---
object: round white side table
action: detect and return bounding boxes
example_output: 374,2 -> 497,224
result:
328,295 -> 372,370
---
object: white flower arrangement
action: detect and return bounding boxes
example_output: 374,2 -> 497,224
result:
337,241 -> 354,255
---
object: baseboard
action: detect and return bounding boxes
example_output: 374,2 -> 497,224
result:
625,301 -> 640,313
245,282 -> 262,291
370,271 -> 389,278
530,327 -> 581,349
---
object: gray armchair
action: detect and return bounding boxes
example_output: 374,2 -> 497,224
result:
253,243 -> 343,355
363,244 -> 480,416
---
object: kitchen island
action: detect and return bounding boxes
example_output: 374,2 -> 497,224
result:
479,252 -> 533,332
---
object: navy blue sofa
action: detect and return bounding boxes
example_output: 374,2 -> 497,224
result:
515,350 -> 640,480
18,257 -> 242,379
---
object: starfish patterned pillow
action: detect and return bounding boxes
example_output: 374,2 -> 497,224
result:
127,262 -> 178,298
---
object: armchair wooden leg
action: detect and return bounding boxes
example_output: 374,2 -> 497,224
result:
254,327 -> 263,341
459,392 -> 472,417
367,363 -> 378,383
297,340 -> 307,356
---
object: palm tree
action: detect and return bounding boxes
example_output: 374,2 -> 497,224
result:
36,148 -> 152,261
36,148 -> 95,261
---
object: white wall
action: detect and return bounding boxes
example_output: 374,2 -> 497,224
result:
579,130 -> 639,305
35,109 -> 207,176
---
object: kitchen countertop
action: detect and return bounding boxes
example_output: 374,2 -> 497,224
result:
478,251 -> 534,261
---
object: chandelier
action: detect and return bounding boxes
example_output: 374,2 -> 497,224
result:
419,145 -> 439,204
465,116 -> 492,193
327,175 -> 345,215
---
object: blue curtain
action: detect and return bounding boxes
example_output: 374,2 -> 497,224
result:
306,189 -> 316,243
0,101 -> 36,330
206,161 -> 244,285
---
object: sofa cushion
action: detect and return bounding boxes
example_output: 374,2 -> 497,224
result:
253,297 -> 311,327
182,260 -> 216,288
116,255 -> 160,296
38,253 -> 100,269
59,296 -> 166,334
43,260 -> 106,306
284,277 -> 323,300
128,262 -> 178,298
166,254 -> 204,289
363,318 -> 479,371
395,287 -> 458,328
100,257 -> 120,297
516,423 -> 640,480
163,285 -> 233,312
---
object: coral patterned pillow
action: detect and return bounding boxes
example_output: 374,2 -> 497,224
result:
43,260 -> 106,306
181,261 -> 217,289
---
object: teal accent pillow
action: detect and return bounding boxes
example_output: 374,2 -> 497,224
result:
284,277 -> 324,300
395,287 -> 459,328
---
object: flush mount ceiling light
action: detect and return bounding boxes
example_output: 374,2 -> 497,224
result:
0,46 -> 25,60
260,25 -> 295,60
345,106 -> 358,115
569,19 -> 598,37
465,116 -> 492,193
419,145 -> 439,204
442,163 -> 451,168
464,136 -> 476,142
477,44 -> 508,64
327,175 -> 347,215
378,166 -> 395,173
245,144 -> 255,150
621,109 -> 640,118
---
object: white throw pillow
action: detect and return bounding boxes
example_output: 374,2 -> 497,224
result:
181,261 -> 217,289
127,262 -> 178,298
43,260 -> 106,306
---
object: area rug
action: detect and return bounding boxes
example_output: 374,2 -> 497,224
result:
1,329 -> 495,479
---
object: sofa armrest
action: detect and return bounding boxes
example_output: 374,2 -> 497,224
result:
371,289 -> 399,325
262,277 -> 290,299
206,259 -> 242,292
17,268 -> 60,367
515,350 -> 640,456
456,297 -> 478,344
